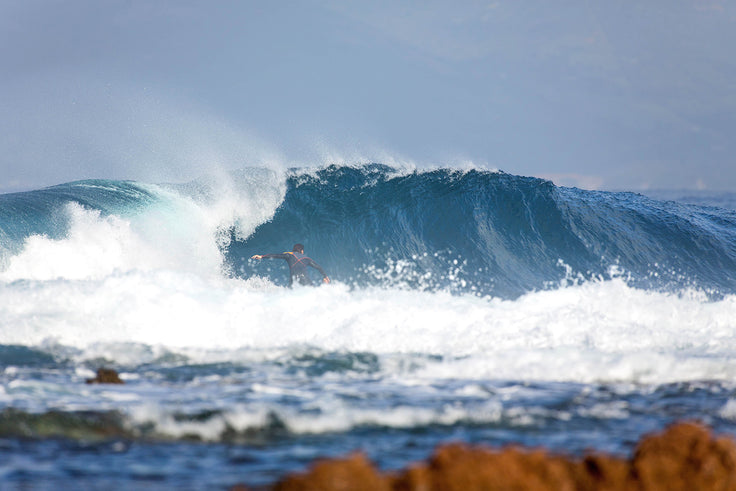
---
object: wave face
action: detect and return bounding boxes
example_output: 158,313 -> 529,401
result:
230,165 -> 736,298
3,165 -> 735,298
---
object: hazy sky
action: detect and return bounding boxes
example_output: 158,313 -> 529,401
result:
1,0 -> 735,192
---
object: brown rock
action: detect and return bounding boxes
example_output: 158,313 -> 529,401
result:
231,422 -> 736,491
273,452 -> 389,491
392,444 -> 592,491
630,421 -> 736,490
85,368 -> 124,384
571,453 -> 629,490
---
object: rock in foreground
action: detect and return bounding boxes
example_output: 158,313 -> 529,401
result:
245,422 -> 736,490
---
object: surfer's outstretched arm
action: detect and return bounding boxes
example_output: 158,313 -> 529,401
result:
306,258 -> 330,283
251,253 -> 290,260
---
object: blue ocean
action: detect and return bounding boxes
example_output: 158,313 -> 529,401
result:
1,164 -> 736,489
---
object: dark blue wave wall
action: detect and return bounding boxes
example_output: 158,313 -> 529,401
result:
230,165 -> 736,298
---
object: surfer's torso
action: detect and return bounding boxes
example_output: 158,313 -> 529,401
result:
262,252 -> 327,286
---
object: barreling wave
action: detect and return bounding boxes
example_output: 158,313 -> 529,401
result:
230,165 -> 736,298
1,164 -> 735,297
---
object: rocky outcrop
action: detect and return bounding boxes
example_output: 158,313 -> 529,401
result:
85,368 -> 124,384
274,453 -> 389,491
630,421 -> 736,490
250,422 -> 736,491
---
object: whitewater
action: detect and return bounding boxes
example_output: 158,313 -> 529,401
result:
1,164 -> 736,489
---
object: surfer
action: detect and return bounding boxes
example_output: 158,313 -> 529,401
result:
251,244 -> 330,287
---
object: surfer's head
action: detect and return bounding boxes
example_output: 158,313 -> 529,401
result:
292,243 -> 304,254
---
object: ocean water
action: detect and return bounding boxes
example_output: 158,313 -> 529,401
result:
1,164 -> 736,489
